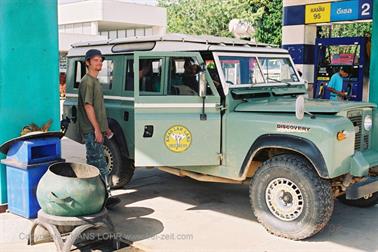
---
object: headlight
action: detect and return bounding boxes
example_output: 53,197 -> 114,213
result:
364,115 -> 372,131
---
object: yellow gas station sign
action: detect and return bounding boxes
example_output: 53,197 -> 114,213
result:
305,3 -> 331,24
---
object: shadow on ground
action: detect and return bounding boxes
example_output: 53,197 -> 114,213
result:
110,168 -> 378,251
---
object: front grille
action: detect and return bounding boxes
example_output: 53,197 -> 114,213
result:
348,113 -> 362,150
347,110 -> 370,151
363,134 -> 370,150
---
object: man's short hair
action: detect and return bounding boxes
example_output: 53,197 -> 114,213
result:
339,67 -> 349,73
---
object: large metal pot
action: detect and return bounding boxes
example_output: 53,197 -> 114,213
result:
36,162 -> 106,216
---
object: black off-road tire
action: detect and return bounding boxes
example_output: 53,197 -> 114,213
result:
103,138 -> 135,189
249,154 -> 334,240
338,192 -> 378,208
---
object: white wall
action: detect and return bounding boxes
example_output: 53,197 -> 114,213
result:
58,0 -> 103,25
58,0 -> 166,29
102,0 -> 166,27
59,33 -> 106,51
58,0 -> 167,52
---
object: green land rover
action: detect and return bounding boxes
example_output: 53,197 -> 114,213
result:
62,34 -> 378,240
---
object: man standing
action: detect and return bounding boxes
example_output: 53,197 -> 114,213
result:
327,67 -> 349,101
78,49 -> 120,208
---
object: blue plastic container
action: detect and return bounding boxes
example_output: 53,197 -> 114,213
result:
1,159 -> 62,218
6,137 -> 61,165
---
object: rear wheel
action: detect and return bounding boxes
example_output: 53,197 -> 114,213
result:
103,138 -> 135,189
249,154 -> 334,240
338,192 -> 378,208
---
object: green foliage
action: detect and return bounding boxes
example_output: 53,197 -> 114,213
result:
158,0 -> 267,41
159,0 -> 371,46
250,0 -> 282,45
319,23 -> 372,38
318,23 -> 372,59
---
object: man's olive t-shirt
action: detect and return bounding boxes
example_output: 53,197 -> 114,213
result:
78,74 -> 107,134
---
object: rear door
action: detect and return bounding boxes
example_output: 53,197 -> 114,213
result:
133,52 -> 222,167
63,57 -> 85,143
63,55 -> 124,143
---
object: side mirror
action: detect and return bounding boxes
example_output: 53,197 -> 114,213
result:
199,71 -> 207,98
295,95 -> 305,120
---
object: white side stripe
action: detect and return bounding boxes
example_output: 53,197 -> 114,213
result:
66,94 -> 216,108
66,93 -> 135,101
105,96 -> 135,101
66,93 -> 78,98
134,103 -> 217,108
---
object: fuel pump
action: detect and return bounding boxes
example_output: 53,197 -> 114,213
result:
313,37 -> 367,101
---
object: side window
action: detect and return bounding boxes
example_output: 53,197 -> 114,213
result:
125,59 -> 134,91
139,58 -> 163,95
97,59 -> 113,90
168,57 -> 200,96
74,60 -> 86,89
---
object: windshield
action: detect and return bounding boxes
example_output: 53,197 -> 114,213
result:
217,55 -> 300,86
259,57 -> 299,83
218,56 -> 264,85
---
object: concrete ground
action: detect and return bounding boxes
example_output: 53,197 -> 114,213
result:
0,137 -> 377,252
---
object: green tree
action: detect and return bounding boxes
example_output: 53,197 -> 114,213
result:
250,0 -> 282,45
158,0 -> 267,41
319,23 -> 372,38
159,0 -> 371,46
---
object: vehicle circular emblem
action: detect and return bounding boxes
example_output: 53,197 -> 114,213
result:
164,125 -> 192,153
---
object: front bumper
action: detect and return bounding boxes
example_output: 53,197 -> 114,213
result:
346,176 -> 378,200
350,150 -> 378,176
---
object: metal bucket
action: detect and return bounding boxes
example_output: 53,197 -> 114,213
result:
36,162 -> 106,216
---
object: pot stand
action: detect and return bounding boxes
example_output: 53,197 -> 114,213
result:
28,208 -> 120,252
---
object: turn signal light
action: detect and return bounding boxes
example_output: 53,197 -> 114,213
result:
337,131 -> 346,141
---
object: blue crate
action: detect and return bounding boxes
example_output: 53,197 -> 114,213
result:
6,137 -> 61,165
2,159 -> 62,218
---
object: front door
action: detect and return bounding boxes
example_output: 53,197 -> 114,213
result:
134,52 -> 222,167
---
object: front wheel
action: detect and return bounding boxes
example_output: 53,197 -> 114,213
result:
249,154 -> 334,240
338,192 -> 378,208
103,138 -> 135,189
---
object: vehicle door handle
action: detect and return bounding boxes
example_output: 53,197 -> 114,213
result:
124,111 -> 129,121
71,106 -> 77,123
143,125 -> 154,138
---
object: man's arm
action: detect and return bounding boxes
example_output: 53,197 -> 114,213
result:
327,87 -> 346,96
327,75 -> 345,97
84,104 -> 103,143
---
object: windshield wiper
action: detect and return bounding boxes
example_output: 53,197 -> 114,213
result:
266,77 -> 292,87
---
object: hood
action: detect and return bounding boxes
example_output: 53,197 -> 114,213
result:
234,98 -> 377,113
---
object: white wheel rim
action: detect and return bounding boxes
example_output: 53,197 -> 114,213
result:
265,178 -> 304,221
103,145 -> 114,173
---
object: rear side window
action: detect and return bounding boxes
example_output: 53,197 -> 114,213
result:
139,58 -> 163,95
97,59 -> 113,90
74,60 -> 86,89
125,59 -> 134,91
73,59 -> 114,90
